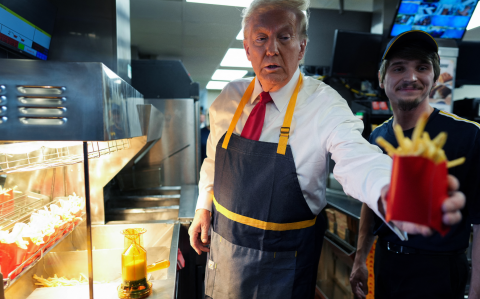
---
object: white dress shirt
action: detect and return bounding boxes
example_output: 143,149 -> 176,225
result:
197,68 -> 393,225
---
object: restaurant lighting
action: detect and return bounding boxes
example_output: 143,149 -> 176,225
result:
186,0 -> 253,7
467,4 -> 480,30
207,81 -> 229,90
220,48 -> 252,68
236,30 -> 243,40
212,70 -> 248,81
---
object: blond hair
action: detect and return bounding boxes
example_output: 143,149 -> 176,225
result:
242,0 -> 310,40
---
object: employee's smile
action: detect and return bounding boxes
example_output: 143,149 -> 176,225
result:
396,84 -> 423,92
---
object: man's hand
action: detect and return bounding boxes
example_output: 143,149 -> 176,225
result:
380,174 -> 466,236
189,209 -> 211,255
349,261 -> 368,299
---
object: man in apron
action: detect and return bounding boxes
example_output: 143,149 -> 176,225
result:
190,1 -> 465,298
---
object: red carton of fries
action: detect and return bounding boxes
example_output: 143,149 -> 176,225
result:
376,113 -> 464,236
387,156 -> 450,236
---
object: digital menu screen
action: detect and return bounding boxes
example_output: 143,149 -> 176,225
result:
0,3 -> 53,60
391,0 -> 480,39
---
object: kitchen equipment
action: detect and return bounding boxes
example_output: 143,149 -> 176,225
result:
118,228 -> 151,299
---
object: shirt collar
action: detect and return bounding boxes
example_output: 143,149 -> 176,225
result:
251,68 -> 301,113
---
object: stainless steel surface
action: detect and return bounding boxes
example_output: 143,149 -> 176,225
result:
106,186 -> 182,224
116,186 -> 182,197
109,195 -> 180,209
178,185 -> 198,221
0,140 -> 133,174
194,100 -> 201,184
107,207 -> 179,222
3,217 -> 85,289
326,188 -> 362,220
19,107 -> 67,116
116,167 -> 162,191
83,142 -> 94,299
137,104 -> 165,142
18,118 -> 66,126
17,86 -> 66,95
324,231 -> 356,257
131,99 -> 199,186
89,136 -> 148,225
5,222 -> 178,299
370,0 -> 398,37
115,0 -> 132,84
0,192 -> 51,231
48,0 -> 131,83
0,60 -> 143,141
25,280 -> 176,299
17,97 -> 66,105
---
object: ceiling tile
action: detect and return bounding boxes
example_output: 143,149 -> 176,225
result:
130,0 -> 183,21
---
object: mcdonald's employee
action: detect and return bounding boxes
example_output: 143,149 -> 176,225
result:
350,30 -> 480,299
189,1 -> 465,298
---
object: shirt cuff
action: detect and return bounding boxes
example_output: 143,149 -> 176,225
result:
196,191 -> 213,212
367,177 -> 408,241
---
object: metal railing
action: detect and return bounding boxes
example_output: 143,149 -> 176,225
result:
0,139 -> 130,174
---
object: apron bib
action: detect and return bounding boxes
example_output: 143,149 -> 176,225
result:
205,74 -> 326,299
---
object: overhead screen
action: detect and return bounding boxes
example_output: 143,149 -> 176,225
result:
391,0 -> 479,39
0,0 -> 56,60
330,30 -> 383,80
456,41 -> 480,86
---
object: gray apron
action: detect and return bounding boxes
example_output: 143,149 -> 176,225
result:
205,75 -> 326,299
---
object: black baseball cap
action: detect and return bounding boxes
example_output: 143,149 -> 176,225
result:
382,30 -> 438,61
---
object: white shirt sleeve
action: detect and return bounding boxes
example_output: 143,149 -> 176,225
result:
196,106 -> 217,212
196,81 -> 245,212
324,95 -> 406,240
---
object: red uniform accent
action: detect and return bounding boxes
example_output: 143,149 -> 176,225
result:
240,92 -> 273,141
387,155 -> 449,236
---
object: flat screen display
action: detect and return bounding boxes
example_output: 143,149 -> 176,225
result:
390,0 -> 479,39
330,30 -> 383,80
455,41 -> 480,86
0,0 -> 56,60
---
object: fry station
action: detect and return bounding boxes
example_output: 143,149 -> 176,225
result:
2,0 -> 480,299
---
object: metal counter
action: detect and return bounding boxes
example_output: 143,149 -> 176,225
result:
5,222 -> 181,299
325,188 -> 362,220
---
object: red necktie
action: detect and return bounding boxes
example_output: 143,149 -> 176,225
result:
241,91 -> 273,141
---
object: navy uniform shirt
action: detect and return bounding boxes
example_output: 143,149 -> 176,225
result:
370,108 -> 480,251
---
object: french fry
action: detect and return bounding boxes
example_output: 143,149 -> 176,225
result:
411,112 -> 429,143
412,142 -> 425,156
432,132 -> 447,148
33,272 -> 98,287
422,132 -> 431,142
376,114 -> 464,168
394,124 -> 408,150
376,137 -> 396,156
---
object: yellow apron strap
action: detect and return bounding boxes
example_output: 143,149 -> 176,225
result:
222,78 -> 256,149
222,73 -> 303,154
213,196 -> 316,231
277,74 -> 303,155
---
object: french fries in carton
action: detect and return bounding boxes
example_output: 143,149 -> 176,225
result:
0,193 -> 85,278
0,223 -> 29,278
0,186 -> 20,216
376,113 -> 465,236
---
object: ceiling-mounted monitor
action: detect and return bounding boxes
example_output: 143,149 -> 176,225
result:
330,30 -> 383,80
390,0 -> 479,39
0,0 -> 56,60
